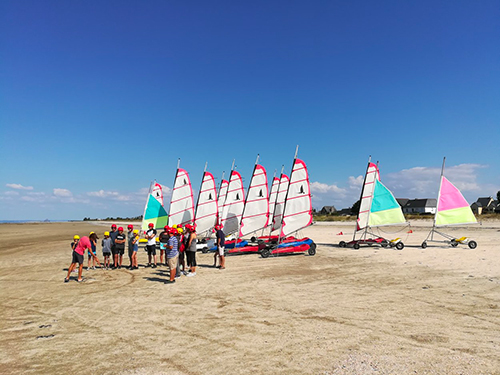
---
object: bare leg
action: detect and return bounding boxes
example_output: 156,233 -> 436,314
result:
66,263 -> 76,280
77,263 -> 84,281
220,255 -> 225,269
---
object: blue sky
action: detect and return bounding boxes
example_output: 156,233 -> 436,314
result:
1,0 -> 499,220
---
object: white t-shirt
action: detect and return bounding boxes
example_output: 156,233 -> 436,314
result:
146,229 -> 157,246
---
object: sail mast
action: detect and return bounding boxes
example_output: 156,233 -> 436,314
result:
278,145 -> 299,243
433,157 -> 446,229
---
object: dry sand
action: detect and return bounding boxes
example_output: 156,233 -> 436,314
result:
0,221 -> 499,375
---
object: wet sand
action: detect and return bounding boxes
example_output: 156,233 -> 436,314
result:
0,221 -> 499,374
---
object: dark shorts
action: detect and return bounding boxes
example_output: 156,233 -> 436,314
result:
186,251 -> 196,267
146,244 -> 156,256
88,250 -> 96,259
115,246 -> 125,256
111,244 -> 117,255
103,251 -> 111,257
72,251 -> 84,265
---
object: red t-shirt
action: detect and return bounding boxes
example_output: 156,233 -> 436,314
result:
75,236 -> 91,255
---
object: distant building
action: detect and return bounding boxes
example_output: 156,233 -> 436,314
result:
337,208 -> 352,216
471,197 -> 498,215
396,198 -> 409,208
403,199 -> 437,214
320,206 -> 337,215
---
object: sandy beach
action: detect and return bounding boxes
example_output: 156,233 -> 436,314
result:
0,221 -> 499,374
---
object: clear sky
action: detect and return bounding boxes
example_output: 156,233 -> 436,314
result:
1,0 -> 499,220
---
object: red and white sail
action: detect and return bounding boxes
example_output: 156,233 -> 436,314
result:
220,171 -> 245,235
168,168 -> 195,226
239,164 -> 269,237
151,182 -> 164,205
356,162 -> 380,231
280,159 -> 312,237
217,178 -> 229,224
194,171 -> 218,237
271,174 -> 289,231
266,177 -> 280,228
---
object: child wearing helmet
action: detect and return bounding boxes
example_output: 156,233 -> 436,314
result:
102,231 -> 112,269
87,231 -> 98,270
131,229 -> 140,270
127,224 -> 135,269
114,227 -> 126,269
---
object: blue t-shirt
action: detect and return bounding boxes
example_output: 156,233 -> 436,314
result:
166,236 -> 179,259
216,230 -> 225,247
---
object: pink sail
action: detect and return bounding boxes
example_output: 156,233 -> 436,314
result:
220,171 -> 245,235
437,176 -> 470,211
168,168 -> 195,226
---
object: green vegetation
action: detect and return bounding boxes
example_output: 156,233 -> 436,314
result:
83,215 -> 143,221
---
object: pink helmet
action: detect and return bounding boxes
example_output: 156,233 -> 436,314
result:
118,227 -> 124,231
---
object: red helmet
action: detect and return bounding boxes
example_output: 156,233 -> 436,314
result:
148,223 -> 154,228
111,224 -> 117,229
164,225 -> 170,230
214,224 -> 220,230
127,224 -> 133,229
169,228 -> 178,235
118,227 -> 124,231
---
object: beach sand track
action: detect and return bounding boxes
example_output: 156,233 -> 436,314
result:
0,222 -> 499,374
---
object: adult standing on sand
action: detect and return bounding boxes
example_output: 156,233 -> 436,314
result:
145,223 -> 157,268
215,225 -> 225,270
65,233 -> 100,282
165,228 -> 179,283
109,224 -> 118,267
185,224 -> 197,277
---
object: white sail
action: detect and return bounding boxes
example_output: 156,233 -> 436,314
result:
266,176 -> 280,229
271,174 -> 289,232
356,162 -> 379,231
194,171 -> 218,237
168,168 -> 195,226
280,159 -> 312,238
220,171 -> 245,235
239,164 -> 269,237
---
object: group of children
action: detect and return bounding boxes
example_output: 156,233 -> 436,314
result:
65,223 -> 226,284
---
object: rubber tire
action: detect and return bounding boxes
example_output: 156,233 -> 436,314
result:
395,242 -> 404,250
308,243 -> 317,256
261,249 -> 271,258
201,247 -> 208,254
353,243 -> 360,250
421,242 -> 427,249
250,236 -> 257,243
451,241 -> 458,247
339,241 -> 346,248
468,240 -> 477,249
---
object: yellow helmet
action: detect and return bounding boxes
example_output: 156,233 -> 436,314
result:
104,231 -> 110,236
73,235 -> 80,240
133,229 -> 139,234
89,231 -> 95,235
172,224 -> 178,229
177,228 -> 183,234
